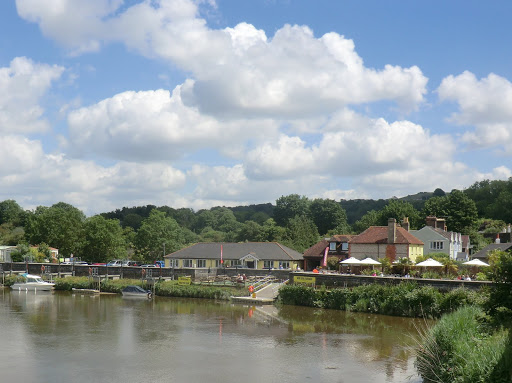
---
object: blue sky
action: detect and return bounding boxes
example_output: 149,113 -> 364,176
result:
1,0 -> 511,216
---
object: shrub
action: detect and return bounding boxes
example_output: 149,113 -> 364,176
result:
2,274 -> 26,287
416,306 -> 511,383
278,284 -> 318,307
156,280 -> 246,300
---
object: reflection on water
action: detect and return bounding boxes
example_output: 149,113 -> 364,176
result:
0,288 -> 424,383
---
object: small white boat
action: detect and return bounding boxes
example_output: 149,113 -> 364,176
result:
121,285 -> 152,299
10,273 -> 55,291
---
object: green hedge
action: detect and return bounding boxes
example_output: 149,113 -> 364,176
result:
155,280 -> 248,300
278,282 -> 486,318
52,277 -> 248,300
416,306 -> 511,382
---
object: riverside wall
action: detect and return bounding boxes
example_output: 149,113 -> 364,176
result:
0,263 -> 490,291
0,262 -> 290,281
291,272 -> 491,291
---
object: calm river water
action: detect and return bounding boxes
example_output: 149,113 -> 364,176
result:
0,288 -> 424,383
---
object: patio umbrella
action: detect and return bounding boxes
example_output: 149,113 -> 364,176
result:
415,258 -> 443,267
339,257 -> 362,265
360,258 -> 382,265
463,259 -> 490,267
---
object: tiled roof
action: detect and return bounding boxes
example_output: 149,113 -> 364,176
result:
349,226 -> 423,245
303,235 -> 354,257
165,242 -> 303,261
472,243 -> 512,259
303,239 -> 329,257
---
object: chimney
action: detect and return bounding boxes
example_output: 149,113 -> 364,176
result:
496,233 -> 501,244
426,216 -> 436,228
388,218 -> 397,244
402,217 -> 409,231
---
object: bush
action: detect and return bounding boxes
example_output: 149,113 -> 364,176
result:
280,282 -> 484,319
416,306 -> 511,383
54,277 -> 95,291
278,284 -> 318,307
1,274 -> 26,287
156,280 -> 246,300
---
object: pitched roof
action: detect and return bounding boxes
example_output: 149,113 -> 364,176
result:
303,235 -> 354,257
349,226 -> 423,245
164,242 -> 303,261
472,243 -> 512,259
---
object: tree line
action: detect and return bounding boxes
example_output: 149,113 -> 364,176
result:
0,178 -> 511,263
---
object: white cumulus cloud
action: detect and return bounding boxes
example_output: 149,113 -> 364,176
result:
438,71 -> 512,154
0,57 -> 64,134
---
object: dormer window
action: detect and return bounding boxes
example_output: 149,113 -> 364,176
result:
329,242 -> 337,251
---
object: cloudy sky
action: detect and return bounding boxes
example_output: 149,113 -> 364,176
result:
1,0 -> 511,216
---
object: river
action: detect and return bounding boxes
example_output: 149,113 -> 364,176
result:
0,288 -> 425,383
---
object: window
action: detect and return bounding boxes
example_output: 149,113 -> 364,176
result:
264,260 -> 273,269
430,241 -> 444,250
231,260 -> 242,267
329,242 -> 337,251
279,261 -> 290,269
215,260 -> 222,267
183,259 -> 193,268
341,242 -> 349,251
197,259 -> 206,268
169,259 -> 178,268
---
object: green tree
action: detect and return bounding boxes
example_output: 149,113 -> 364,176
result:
0,223 -> 25,245
378,199 -> 421,228
445,189 -> 478,233
79,215 -> 127,263
134,210 -> 185,263
24,202 -> 86,257
309,198 -> 349,235
0,200 -> 26,226
485,250 -> 512,322
353,210 -> 380,233
259,218 -> 286,242
274,194 -> 311,226
237,221 -> 264,242
422,196 -> 448,218
283,215 -> 319,253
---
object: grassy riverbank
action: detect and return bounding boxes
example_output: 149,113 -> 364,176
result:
51,276 -> 249,300
416,306 -> 511,382
278,281 -> 486,318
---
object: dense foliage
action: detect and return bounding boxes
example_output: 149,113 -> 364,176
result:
416,306 -> 511,383
1,178 -> 511,263
278,282 -> 485,318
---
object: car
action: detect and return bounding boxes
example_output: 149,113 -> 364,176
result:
106,260 -> 123,267
123,261 -> 140,267
140,264 -> 157,268
154,261 -> 165,267
61,260 -> 88,265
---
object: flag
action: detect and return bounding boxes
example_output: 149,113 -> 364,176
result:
322,246 -> 328,267
220,244 -> 223,264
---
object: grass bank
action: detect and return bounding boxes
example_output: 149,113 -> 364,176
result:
416,306 -> 511,382
278,282 -> 487,318
52,277 -> 249,300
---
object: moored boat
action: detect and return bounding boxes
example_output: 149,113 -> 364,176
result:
121,285 -> 152,299
10,273 -> 55,291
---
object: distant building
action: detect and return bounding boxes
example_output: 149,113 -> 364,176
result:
164,242 -> 303,270
349,218 -> 423,262
411,216 -> 468,261
471,243 -> 512,261
0,246 -> 17,262
303,235 -> 354,271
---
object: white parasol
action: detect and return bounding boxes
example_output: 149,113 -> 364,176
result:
339,257 -> 362,265
415,258 -> 443,267
463,259 -> 490,267
360,257 -> 382,265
